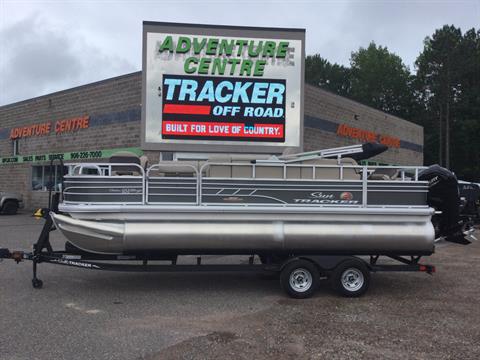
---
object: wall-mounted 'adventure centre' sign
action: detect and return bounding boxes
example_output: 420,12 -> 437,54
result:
9,116 -> 90,139
142,22 -> 305,153
336,124 -> 401,148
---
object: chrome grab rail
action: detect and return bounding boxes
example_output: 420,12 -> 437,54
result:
71,164 -> 104,176
68,163 -> 145,176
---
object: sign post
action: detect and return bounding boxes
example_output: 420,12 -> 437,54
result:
142,22 -> 305,153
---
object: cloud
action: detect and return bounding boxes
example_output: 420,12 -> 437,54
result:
0,1 -> 478,106
328,0 -> 480,70
0,14 -> 135,105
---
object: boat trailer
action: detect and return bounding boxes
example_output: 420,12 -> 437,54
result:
0,205 -> 436,298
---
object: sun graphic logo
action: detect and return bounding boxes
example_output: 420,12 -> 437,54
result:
340,192 -> 353,201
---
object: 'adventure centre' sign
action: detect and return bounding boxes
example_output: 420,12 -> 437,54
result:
142,22 -> 305,153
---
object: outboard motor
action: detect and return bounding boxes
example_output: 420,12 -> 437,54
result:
349,142 -> 388,162
458,181 -> 480,224
419,165 -> 470,244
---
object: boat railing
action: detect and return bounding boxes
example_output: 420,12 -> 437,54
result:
198,162 -> 428,207
62,161 -> 428,207
68,163 -> 146,177
64,163 -> 146,204
199,162 -> 426,181
146,163 -> 199,205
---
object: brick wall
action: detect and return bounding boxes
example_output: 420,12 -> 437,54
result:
0,72 -> 142,209
0,72 -> 423,209
304,85 -> 423,166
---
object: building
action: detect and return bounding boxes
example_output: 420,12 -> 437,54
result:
0,71 -> 423,210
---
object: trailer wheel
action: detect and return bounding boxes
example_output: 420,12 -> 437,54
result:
32,279 -> 43,289
2,200 -> 18,215
280,259 -> 319,299
331,259 -> 370,297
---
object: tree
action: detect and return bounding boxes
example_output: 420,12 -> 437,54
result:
415,25 -> 479,177
415,25 -> 464,168
305,55 -> 351,96
305,30 -> 479,180
349,42 -> 416,119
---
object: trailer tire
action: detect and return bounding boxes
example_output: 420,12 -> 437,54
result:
32,279 -> 43,289
280,259 -> 319,299
331,259 -> 370,297
1,200 -> 18,215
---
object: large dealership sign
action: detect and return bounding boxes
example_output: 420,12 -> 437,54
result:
142,22 -> 305,153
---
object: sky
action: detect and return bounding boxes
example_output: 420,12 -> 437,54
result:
0,0 -> 478,106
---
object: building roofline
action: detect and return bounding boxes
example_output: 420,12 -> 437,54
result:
0,71 -> 142,110
142,20 -> 305,33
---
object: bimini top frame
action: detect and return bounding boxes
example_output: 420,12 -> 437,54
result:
281,144 -> 365,162
254,144 -> 370,164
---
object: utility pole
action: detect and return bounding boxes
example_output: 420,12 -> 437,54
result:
439,105 -> 443,166
445,68 -> 451,169
445,98 -> 450,169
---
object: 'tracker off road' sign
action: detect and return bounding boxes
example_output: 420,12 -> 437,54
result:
142,22 -> 305,153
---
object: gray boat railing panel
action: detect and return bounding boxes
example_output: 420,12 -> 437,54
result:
62,162 -> 429,208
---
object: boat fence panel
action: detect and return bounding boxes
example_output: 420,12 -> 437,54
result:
146,164 -> 199,205
63,163 -> 146,204
61,162 -> 428,208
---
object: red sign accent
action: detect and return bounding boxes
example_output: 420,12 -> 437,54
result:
10,122 -> 51,139
163,104 -> 211,115
162,121 -> 284,139
340,192 -> 353,200
336,124 -> 400,148
9,116 -> 90,139
55,116 -> 89,134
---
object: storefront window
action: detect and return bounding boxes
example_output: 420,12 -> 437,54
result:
31,165 -> 67,191
32,166 -> 43,191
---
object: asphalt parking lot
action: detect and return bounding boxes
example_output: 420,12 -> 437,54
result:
1,213 -> 480,360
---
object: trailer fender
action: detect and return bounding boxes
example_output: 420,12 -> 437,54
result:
286,255 -> 371,273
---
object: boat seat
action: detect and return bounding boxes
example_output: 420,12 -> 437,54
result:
147,156 -> 361,180
207,156 -> 233,178
206,157 -> 361,180
206,155 -> 279,178
109,151 -> 142,176
297,158 -> 361,180
368,168 -> 399,180
140,155 -> 149,170
150,161 -> 198,177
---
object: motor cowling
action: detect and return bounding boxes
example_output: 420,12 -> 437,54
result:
419,165 -> 470,244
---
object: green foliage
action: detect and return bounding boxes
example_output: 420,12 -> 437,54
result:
415,25 -> 479,179
304,25 -> 479,181
350,42 -> 417,119
305,55 -> 351,96
305,44 -> 416,120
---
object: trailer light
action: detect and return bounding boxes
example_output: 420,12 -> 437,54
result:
12,251 -> 24,263
419,265 -> 435,274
